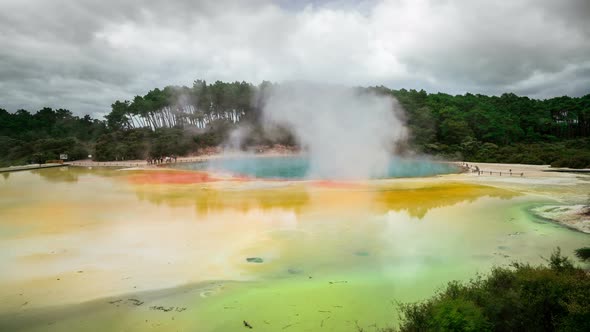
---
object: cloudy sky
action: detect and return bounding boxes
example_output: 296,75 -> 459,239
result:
1,0 -> 589,116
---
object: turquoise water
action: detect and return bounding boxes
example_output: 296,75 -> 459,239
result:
174,156 -> 458,179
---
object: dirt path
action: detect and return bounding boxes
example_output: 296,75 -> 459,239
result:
457,162 -> 590,178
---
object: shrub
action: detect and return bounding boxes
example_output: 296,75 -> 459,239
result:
430,298 -> 490,332
551,153 -> 590,169
395,248 -> 590,332
574,247 -> 590,262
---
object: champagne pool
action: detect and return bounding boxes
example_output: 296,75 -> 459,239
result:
173,155 -> 459,179
0,159 -> 588,331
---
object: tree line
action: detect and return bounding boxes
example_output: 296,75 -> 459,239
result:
105,80 -> 255,131
1,80 -> 589,167
392,88 -> 590,167
0,108 -> 106,165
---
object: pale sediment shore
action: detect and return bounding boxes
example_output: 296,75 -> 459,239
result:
67,152 -> 300,168
458,161 -> 590,178
68,156 -> 210,168
458,162 -> 553,177
451,162 -> 589,187
531,205 -> 590,234
0,163 -> 67,173
455,162 -> 590,234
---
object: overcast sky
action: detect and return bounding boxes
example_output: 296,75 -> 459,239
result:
1,0 -> 589,116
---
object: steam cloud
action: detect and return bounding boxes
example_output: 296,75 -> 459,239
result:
262,82 -> 407,179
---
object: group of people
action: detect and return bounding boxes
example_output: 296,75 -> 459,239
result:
147,155 -> 177,165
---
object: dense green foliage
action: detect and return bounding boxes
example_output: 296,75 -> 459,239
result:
1,80 -> 589,166
386,248 -> 590,332
107,80 -> 257,130
0,108 -> 106,166
93,127 -> 194,161
390,89 -> 590,167
575,247 -> 590,262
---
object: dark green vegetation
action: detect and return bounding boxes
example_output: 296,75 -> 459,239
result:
0,108 -> 106,166
1,80 -> 589,167
393,89 -> 590,168
374,248 -> 590,332
575,247 -> 590,262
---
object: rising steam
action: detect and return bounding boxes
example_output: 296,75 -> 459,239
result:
261,82 -> 407,179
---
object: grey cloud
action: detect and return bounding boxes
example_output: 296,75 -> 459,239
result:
0,0 -> 588,116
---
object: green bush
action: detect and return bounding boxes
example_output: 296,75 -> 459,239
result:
93,127 -> 194,161
394,248 -> 590,332
432,299 -> 490,332
518,154 -> 544,165
193,132 -> 222,148
456,140 -> 589,168
574,247 -> 590,262
551,153 -> 590,169
397,297 -> 490,332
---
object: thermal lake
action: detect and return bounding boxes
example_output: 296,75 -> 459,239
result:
0,159 -> 589,331
173,156 -> 459,179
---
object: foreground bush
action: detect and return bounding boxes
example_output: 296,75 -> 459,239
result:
575,247 -> 590,262
385,249 -> 590,332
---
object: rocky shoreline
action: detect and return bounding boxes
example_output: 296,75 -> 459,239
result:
531,204 -> 590,234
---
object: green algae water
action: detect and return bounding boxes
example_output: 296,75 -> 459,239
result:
0,165 -> 588,331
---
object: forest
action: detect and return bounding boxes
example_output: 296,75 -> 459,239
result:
1,80 -> 589,167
